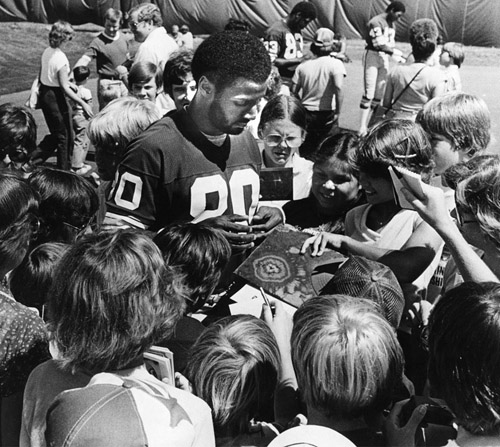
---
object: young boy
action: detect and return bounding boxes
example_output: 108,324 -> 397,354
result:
416,92 -> 491,177
128,61 -> 168,114
71,66 -> 93,175
162,50 -> 196,112
439,42 -> 465,92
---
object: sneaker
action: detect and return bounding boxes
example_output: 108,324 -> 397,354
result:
71,164 -> 92,176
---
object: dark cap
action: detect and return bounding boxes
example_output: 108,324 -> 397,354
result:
317,256 -> 405,328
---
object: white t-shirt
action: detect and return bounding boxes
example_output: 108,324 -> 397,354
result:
40,47 -> 69,87
345,204 -> 443,292
134,27 -> 178,71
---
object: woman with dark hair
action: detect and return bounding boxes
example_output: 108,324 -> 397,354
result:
28,167 -> 99,245
382,18 -> 447,121
258,94 -> 312,208
30,20 -> 93,170
0,173 -> 49,447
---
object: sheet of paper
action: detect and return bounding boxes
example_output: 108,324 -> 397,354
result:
229,283 -> 296,317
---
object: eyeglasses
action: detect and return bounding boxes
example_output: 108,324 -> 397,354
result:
264,134 -> 304,148
128,20 -> 141,31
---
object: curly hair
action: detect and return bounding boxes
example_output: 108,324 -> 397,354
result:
191,31 -> 272,90
417,92 -> 490,157
429,282 -> 500,436
48,230 -> 186,374
409,18 -> 439,62
290,1 -> 318,20
128,3 -> 163,27
48,20 -> 74,48
355,119 -> 434,183
0,103 -> 37,163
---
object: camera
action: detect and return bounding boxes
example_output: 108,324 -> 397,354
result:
400,396 -> 455,427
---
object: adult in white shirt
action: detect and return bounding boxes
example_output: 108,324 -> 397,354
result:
128,3 -> 178,71
30,21 -> 93,171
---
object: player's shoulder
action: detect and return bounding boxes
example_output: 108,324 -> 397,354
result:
123,116 -> 182,164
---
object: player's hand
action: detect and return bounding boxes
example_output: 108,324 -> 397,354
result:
384,399 -> 427,447
300,232 -> 345,256
400,181 -> 453,233
250,206 -> 284,238
202,214 -> 255,251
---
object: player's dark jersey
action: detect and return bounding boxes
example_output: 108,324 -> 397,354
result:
106,108 -> 261,230
263,20 -> 304,79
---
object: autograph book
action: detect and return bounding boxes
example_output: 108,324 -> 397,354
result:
234,225 -> 346,307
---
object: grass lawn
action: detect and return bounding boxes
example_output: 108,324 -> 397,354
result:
1,21 -> 500,96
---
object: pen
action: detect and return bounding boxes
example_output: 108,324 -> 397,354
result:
260,287 -> 272,308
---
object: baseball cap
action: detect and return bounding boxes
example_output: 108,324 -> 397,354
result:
317,256 -> 405,328
45,373 -> 195,447
313,28 -> 335,48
